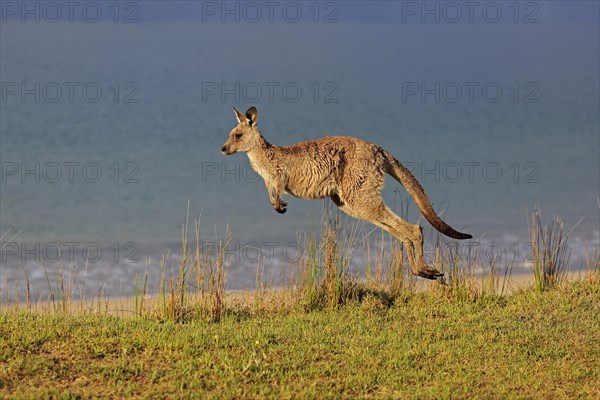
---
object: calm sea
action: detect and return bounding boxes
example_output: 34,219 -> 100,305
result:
1,3 -> 598,298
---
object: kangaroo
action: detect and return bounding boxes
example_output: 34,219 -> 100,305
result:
221,106 -> 472,279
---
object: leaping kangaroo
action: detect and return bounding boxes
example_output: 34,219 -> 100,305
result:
221,106 -> 472,279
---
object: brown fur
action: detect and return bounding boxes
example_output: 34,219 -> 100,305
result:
221,107 -> 472,279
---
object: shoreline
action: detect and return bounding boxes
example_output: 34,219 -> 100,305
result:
2,271 -> 593,317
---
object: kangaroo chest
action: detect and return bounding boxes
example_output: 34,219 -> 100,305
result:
246,150 -> 335,199
247,152 -> 275,183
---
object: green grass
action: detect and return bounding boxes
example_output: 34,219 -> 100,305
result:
1,280 -> 598,399
2,204 -> 598,397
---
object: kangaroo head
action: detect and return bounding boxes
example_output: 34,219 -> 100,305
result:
221,106 -> 261,155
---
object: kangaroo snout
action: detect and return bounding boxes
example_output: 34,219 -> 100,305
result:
221,144 -> 235,155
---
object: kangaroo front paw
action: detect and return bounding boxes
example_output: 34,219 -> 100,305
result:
274,199 -> 288,214
275,205 -> 287,214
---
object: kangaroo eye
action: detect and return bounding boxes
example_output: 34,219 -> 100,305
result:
234,134 -> 242,140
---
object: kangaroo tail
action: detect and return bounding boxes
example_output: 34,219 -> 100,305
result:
384,151 -> 472,240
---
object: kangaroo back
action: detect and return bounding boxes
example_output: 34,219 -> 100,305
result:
384,152 -> 472,240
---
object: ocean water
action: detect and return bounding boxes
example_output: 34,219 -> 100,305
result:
1,2 -> 598,299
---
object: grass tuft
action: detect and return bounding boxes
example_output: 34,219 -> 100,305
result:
528,206 -> 578,291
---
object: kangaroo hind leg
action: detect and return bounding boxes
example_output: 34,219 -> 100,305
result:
336,196 -> 443,280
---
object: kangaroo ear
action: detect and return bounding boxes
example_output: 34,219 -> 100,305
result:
245,106 -> 258,126
233,107 -> 248,125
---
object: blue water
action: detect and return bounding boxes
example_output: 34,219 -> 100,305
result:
1,2 -> 598,299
